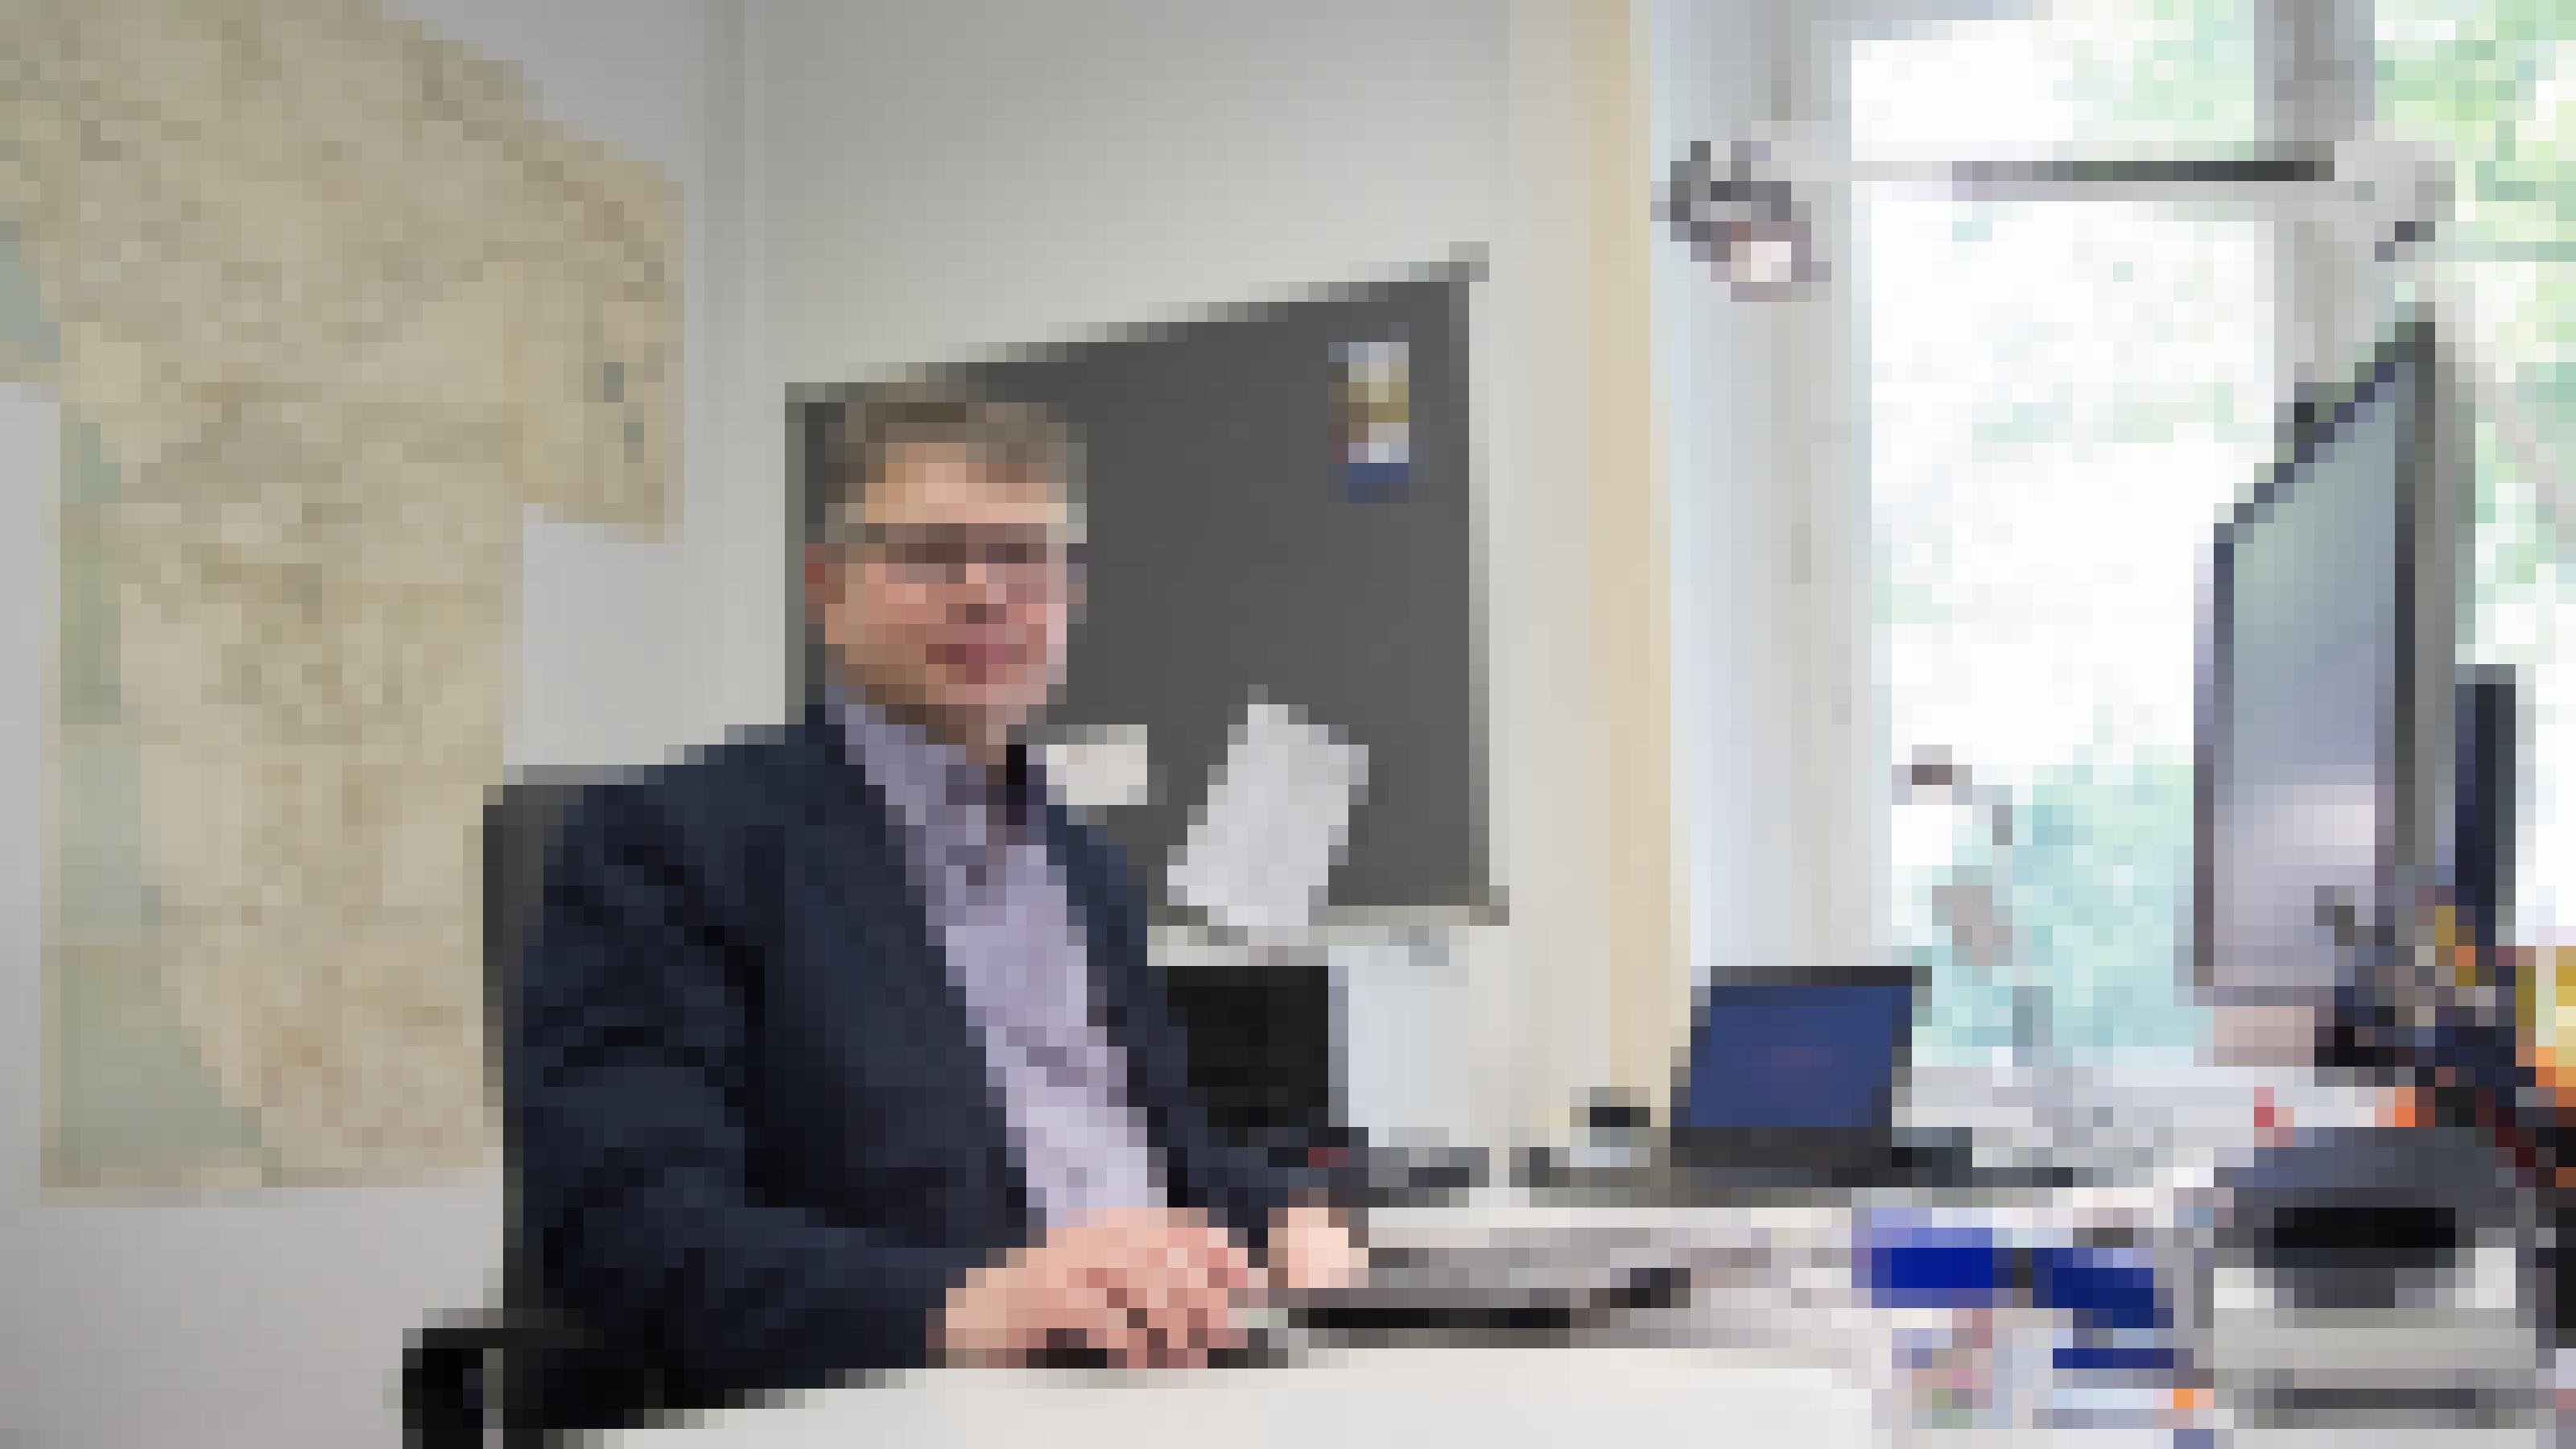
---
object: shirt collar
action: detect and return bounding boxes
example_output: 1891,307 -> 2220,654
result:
826,681 -> 1046,854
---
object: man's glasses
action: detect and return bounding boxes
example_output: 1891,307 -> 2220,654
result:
844,524 -> 1082,593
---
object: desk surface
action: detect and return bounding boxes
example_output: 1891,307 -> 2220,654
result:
601,1189 -> 2140,1448
606,1347 -> 1874,1448
601,1348 -> 2538,1448
601,1186 -> 2543,1447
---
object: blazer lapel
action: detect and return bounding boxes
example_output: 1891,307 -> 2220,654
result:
1034,788 -> 1131,1044
788,704 -> 1033,1235
1038,791 -> 1180,1162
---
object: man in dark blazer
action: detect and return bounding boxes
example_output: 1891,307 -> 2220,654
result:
514,386 -> 1361,1426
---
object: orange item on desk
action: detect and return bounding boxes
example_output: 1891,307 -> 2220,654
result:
2379,1086 -> 2425,1129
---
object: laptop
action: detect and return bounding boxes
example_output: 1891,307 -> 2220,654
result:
1288,968 -> 2010,1341
1521,964 -> 2030,1199
1666,965 -> 1934,1186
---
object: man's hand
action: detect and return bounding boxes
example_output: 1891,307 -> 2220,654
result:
1265,1200 -> 1366,1295
936,1208 -> 1258,1368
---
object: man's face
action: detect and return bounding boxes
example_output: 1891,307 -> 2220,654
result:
812,439 -> 1078,755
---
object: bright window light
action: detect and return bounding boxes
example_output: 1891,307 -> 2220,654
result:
1857,6 -> 2273,1067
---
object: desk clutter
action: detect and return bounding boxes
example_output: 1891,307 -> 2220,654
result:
1337,1092 -> 2550,1438
1863,1212 -> 2198,1437
1178,931 -> 2554,1435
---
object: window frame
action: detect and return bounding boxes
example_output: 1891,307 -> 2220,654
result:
1657,1 -> 2442,1061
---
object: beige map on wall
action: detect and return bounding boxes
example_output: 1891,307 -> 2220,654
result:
2,0 -> 676,1189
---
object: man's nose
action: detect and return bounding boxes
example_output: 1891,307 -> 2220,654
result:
949,578 -> 1007,618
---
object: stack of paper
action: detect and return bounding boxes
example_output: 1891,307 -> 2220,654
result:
1042,723 -> 1154,815
1168,696 -> 1368,940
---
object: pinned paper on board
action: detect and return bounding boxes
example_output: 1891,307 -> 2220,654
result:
1169,696 -> 1368,939
1042,723 -> 1154,815
1334,336 -> 1410,500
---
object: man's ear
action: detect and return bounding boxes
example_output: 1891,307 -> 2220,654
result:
803,543 -> 842,611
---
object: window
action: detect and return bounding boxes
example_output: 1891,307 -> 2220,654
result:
2379,0 -> 2574,956
1856,4 -> 2274,1067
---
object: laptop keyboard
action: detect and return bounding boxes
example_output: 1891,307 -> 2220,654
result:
1287,1225 -> 1701,1335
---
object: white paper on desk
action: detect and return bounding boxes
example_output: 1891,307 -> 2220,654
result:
1168,696 -> 1367,939
1042,724 -> 1154,814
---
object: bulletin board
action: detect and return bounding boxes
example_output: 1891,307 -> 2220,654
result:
791,261 -> 1485,914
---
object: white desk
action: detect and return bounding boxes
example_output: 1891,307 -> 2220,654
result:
606,1347 -> 1875,1447
600,1349 -> 2539,1448
597,1189 -> 2095,1449
602,1181 -> 2545,1447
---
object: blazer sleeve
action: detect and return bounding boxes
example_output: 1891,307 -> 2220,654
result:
514,782 -> 986,1405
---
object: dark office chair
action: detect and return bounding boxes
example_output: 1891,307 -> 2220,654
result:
402,770 -> 606,1448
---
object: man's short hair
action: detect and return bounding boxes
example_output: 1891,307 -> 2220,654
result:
816,383 -> 1083,545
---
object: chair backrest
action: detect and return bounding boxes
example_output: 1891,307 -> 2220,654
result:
409,771 -> 616,1447
481,770 -> 613,1432
485,771 -> 601,1022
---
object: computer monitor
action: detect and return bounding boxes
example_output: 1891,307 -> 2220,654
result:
1678,966 -> 1917,1137
2197,309 -> 2466,1011
1159,961 -> 1340,1160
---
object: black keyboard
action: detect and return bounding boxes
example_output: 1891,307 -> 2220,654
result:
1027,1334 -> 1290,1370
1286,1227 -> 1696,1340
1290,1261 -> 1687,1338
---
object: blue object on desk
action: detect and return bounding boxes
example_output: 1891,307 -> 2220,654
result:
1864,1225 -> 2006,1310
2030,1245 -> 2165,1331
1868,1234 -> 2170,1330
2051,1343 -> 2175,1373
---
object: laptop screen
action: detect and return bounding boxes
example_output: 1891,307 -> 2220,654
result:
1682,971 -> 1915,1134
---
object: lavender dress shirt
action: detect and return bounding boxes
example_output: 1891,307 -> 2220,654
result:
835,689 -> 1165,1232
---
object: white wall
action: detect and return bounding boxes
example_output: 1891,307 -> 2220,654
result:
1654,0 -> 1913,1005
1649,0 -> 1802,995
2,3 -> 724,1446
